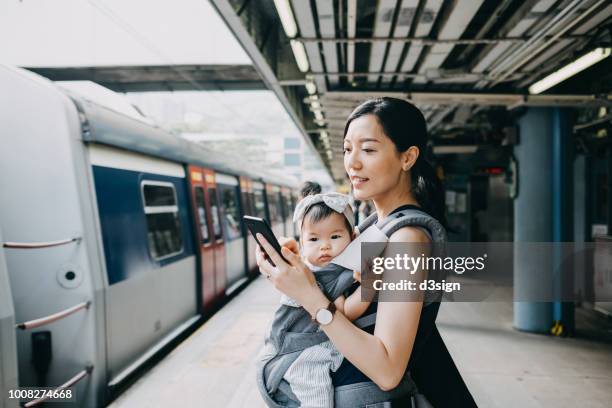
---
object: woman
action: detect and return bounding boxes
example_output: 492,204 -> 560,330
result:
256,97 -> 475,407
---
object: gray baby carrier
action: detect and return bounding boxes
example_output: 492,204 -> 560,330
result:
257,208 -> 447,407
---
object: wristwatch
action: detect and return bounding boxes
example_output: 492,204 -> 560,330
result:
312,301 -> 336,326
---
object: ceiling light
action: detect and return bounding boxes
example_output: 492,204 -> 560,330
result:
290,40 -> 310,73
529,48 -> 611,94
314,110 -> 324,121
305,81 -> 317,95
311,101 -> 321,109
321,131 -> 330,148
273,0 -> 297,38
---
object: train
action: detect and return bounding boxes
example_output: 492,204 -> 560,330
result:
0,65 -> 299,407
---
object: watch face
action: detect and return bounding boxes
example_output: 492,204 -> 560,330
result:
316,308 -> 333,325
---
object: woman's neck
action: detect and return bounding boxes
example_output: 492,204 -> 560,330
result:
372,179 -> 419,219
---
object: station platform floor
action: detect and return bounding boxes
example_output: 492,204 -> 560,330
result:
108,277 -> 612,408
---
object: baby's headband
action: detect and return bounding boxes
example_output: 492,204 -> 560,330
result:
293,192 -> 355,232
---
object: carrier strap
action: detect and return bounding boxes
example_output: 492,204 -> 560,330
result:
354,312 -> 377,329
357,212 -> 379,233
376,209 -> 428,236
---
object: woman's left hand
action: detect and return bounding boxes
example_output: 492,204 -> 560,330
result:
256,234 -> 321,307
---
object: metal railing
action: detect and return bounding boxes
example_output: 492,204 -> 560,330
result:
15,301 -> 91,330
3,237 -> 81,249
24,365 -> 94,407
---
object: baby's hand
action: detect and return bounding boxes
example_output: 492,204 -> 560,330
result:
353,270 -> 361,283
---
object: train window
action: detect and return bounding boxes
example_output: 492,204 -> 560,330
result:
208,188 -> 223,241
141,181 -> 184,260
219,184 -> 242,241
253,189 -> 267,220
194,186 -> 210,244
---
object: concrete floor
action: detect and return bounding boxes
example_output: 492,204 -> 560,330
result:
108,278 -> 612,407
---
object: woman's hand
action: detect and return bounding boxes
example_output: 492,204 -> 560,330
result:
278,236 -> 299,255
255,234 -> 326,311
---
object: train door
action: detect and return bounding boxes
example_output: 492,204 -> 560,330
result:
188,166 -> 217,311
281,187 -> 292,237
216,173 -> 247,294
91,148 -> 197,387
290,192 -> 298,238
266,184 -> 284,238
205,172 -> 227,299
240,177 -> 258,275
252,181 -> 268,222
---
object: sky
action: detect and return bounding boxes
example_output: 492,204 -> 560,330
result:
0,0 -> 250,66
0,0 -> 333,184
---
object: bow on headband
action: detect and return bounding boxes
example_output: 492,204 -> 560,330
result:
293,192 -> 355,231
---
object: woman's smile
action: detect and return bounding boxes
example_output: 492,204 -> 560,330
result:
350,175 -> 369,189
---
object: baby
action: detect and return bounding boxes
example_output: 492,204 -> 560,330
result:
278,182 -> 371,407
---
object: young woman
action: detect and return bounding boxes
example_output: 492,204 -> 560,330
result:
256,97 -> 475,407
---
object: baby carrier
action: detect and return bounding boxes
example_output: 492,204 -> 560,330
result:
257,208 -> 447,408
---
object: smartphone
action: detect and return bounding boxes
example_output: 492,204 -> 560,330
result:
243,215 -> 289,266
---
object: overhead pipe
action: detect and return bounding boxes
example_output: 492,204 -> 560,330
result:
297,35 -> 588,45
488,0 -> 585,77
491,0 -> 607,86
486,0 -> 605,88
472,0 -> 558,80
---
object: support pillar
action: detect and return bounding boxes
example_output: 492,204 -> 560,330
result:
513,108 -> 575,333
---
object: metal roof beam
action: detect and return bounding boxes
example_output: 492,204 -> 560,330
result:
321,91 -> 612,108
367,0 -> 398,83
210,0 -> 331,179
26,64 -> 266,92
298,35 -> 588,44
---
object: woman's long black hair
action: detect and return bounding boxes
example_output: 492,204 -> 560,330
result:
344,97 -> 447,228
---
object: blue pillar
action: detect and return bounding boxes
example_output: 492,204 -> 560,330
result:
514,108 -> 553,333
552,108 -> 574,334
513,108 -> 575,333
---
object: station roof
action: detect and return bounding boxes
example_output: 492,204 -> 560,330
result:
3,1 -> 611,184
211,0 -> 612,182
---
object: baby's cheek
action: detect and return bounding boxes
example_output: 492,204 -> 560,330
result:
333,239 -> 351,257
302,245 -> 316,261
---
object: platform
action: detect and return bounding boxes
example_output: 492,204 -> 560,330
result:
109,278 -> 612,408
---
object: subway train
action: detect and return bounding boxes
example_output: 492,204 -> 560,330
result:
0,65 -> 298,407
